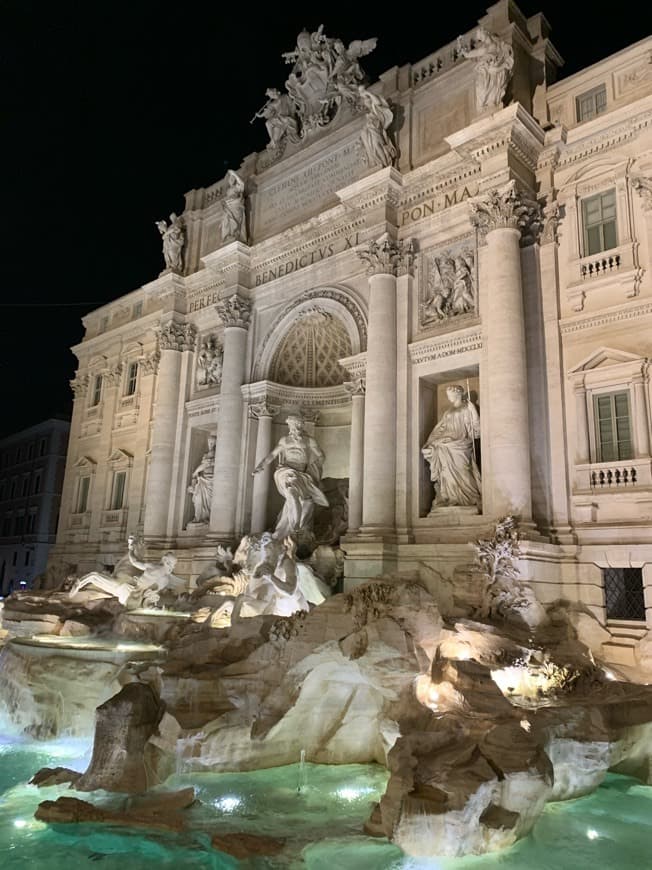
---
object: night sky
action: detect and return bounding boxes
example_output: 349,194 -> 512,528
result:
2,0 -> 649,437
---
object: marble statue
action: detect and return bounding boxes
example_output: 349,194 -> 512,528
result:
421,385 -> 481,509
195,336 -> 223,388
252,414 -> 328,538
221,170 -> 247,244
457,27 -> 514,110
357,85 -> 397,168
155,212 -> 185,274
251,87 -> 299,152
187,434 -> 216,525
422,249 -> 476,324
69,537 -> 185,609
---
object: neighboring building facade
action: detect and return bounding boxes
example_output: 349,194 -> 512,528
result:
0,417 -> 70,595
51,1 -> 652,659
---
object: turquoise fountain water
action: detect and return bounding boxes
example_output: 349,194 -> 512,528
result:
2,736 -> 652,869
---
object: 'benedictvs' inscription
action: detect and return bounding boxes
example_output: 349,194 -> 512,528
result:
256,142 -> 365,235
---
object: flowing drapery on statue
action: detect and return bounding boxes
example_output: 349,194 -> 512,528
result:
187,434 -> 216,524
422,385 -> 482,509
252,414 -> 328,539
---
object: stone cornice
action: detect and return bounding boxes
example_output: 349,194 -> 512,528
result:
408,326 -> 483,365
339,351 -> 367,378
556,105 -> 652,169
560,300 -> 652,336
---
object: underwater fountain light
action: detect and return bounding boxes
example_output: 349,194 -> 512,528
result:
13,819 -> 27,828
336,786 -> 375,801
586,828 -> 599,840
214,795 -> 242,812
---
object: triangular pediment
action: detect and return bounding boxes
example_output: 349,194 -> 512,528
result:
74,455 -> 96,470
108,448 -> 133,465
569,347 -> 644,374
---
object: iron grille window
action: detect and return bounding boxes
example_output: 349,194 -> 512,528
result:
603,567 -> 645,621
582,189 -> 617,256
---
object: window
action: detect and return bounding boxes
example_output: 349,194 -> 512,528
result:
603,567 -> 645,621
33,473 -> 41,494
582,189 -> 617,256
21,477 -> 29,497
110,470 -> 126,510
125,362 -> 138,396
2,515 -> 11,536
593,391 -> 632,462
14,515 -> 24,535
12,551 -> 17,566
91,374 -> 103,407
27,443 -> 34,460
77,476 -> 90,513
132,301 -> 143,318
576,84 -> 607,122
10,478 -> 17,498
0,482 -> 5,501
39,438 -> 47,456
26,512 -> 37,533
15,447 -> 21,464
24,550 -> 30,567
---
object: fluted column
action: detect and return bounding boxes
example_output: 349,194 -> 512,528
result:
144,322 -> 195,538
573,383 -> 590,464
471,183 -> 538,520
357,236 -> 412,532
344,378 -> 366,532
249,402 -> 279,534
633,366 -> 651,457
210,294 -> 251,538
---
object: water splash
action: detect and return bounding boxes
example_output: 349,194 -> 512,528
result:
297,748 -> 307,793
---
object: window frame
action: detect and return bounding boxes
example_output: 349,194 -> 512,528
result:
109,469 -> 127,511
575,83 -> 607,122
76,475 -> 91,514
124,361 -> 139,397
593,390 -> 633,463
90,374 -> 103,407
581,188 -> 618,257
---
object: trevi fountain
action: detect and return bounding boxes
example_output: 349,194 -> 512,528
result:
3,12 -> 652,870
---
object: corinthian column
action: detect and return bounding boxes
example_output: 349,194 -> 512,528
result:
344,378 -> 366,533
210,294 -> 251,539
470,182 -> 539,521
357,236 -> 413,532
249,401 -> 279,534
144,321 -> 196,539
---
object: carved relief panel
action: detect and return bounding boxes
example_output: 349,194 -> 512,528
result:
195,334 -> 223,390
419,239 -> 477,329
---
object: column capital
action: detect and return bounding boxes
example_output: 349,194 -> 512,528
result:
103,362 -> 123,387
139,350 -> 161,376
158,320 -> 197,352
357,234 -> 414,277
70,373 -> 89,397
633,176 -> 652,212
216,293 -> 251,329
469,181 -> 541,243
249,401 -> 280,419
343,377 -> 366,396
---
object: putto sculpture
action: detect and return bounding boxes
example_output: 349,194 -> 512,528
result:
252,413 -> 328,540
457,27 -> 514,110
421,384 -> 481,511
253,25 -> 378,152
155,212 -> 185,274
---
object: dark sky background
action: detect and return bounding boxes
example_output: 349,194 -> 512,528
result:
2,0 -> 650,437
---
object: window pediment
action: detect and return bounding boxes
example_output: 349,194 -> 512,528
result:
74,455 -> 96,471
108,448 -> 134,467
569,347 -> 644,375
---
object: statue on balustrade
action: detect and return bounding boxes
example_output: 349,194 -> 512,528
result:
457,27 -> 514,110
252,414 -> 328,540
221,170 -> 247,244
421,385 -> 482,511
187,434 -> 216,525
155,212 -> 185,274
357,84 -> 397,168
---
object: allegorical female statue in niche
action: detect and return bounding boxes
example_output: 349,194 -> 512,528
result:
187,434 -> 216,524
421,385 -> 482,510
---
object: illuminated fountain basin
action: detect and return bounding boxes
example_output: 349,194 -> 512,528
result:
2,739 -> 652,869
0,636 -> 164,739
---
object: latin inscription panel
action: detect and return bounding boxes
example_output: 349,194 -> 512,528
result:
254,140 -> 366,238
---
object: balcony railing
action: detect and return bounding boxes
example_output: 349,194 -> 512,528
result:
574,457 -> 652,492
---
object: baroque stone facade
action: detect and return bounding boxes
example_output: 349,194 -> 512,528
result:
52,1 -> 652,662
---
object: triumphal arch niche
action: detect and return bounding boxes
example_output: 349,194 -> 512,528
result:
246,287 -> 367,544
